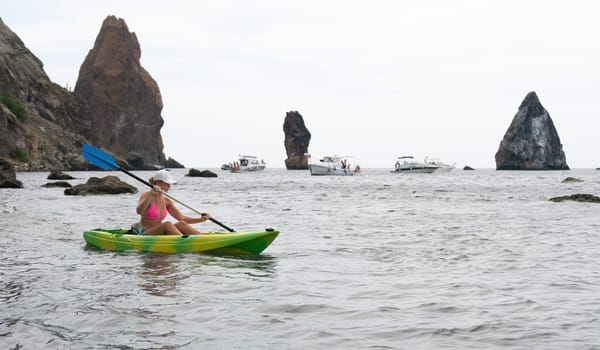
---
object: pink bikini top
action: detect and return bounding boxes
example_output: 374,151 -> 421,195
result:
146,201 -> 167,220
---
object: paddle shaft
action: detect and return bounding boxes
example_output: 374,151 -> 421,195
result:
119,167 -> 235,232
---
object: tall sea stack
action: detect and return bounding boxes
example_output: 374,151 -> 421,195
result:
283,111 -> 311,170
74,15 -> 166,168
495,91 -> 569,170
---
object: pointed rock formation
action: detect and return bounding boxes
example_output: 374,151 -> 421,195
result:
283,111 -> 311,169
74,15 -> 167,168
495,92 -> 569,170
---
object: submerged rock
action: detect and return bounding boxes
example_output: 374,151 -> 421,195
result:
463,166 -> 475,171
164,157 -> 185,169
47,171 -> 75,180
283,111 -> 311,170
0,157 -> 23,188
561,177 -> 583,183
549,194 -> 600,203
64,175 -> 137,195
495,92 -> 569,170
42,181 -> 72,188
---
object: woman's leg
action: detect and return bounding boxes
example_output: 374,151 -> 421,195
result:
142,221 -> 182,235
175,221 -> 204,235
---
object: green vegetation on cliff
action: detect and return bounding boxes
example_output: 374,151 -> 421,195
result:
10,147 -> 28,162
1,92 -> 27,122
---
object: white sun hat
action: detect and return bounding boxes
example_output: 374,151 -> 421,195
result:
153,169 -> 176,184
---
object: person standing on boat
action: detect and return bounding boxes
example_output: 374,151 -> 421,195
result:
132,169 -> 211,235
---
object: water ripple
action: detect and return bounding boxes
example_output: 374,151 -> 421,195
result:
2,169 -> 600,348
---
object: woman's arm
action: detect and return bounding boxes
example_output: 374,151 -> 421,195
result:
166,198 -> 209,223
136,192 -> 153,216
182,214 -> 210,224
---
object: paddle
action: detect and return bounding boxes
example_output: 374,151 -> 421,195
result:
82,144 -> 236,232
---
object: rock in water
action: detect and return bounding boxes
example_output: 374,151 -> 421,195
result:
42,181 -> 72,188
549,194 -> 600,203
47,171 -> 75,180
283,111 -> 311,170
495,92 -> 569,170
561,177 -> 583,183
187,168 -> 217,177
64,176 -> 137,195
0,158 -> 23,188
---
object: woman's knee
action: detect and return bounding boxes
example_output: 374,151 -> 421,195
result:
164,221 -> 181,235
175,221 -> 190,230
164,221 -> 176,229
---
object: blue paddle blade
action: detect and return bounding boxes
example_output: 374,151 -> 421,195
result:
82,144 -> 120,170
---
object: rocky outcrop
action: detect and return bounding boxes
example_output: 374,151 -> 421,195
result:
42,181 -> 72,188
47,171 -> 75,180
283,111 -> 311,170
74,16 -> 167,168
187,168 -> 217,177
549,194 -> 600,203
0,16 -> 182,171
0,157 -> 23,188
495,92 -> 569,170
64,175 -> 137,195
164,157 -> 185,169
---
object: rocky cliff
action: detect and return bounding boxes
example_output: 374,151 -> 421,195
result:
74,16 -> 166,167
495,91 -> 569,170
283,111 -> 311,169
0,16 -> 179,171
0,18 -> 90,170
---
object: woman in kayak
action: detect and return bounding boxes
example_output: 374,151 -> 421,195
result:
132,169 -> 210,235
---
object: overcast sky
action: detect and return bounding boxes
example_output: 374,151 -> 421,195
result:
3,0 -> 600,168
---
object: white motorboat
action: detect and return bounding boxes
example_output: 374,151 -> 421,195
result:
425,157 -> 455,173
230,155 -> 266,172
309,156 -> 357,176
392,156 -> 439,173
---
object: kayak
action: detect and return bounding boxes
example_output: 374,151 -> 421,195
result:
83,229 -> 279,254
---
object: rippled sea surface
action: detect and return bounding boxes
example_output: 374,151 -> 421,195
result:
1,168 -> 600,349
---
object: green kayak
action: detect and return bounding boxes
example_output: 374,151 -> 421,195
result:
83,229 -> 279,254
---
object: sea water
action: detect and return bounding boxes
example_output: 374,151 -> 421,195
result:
1,168 -> 599,349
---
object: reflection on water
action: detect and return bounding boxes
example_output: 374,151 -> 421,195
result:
138,254 -> 277,297
213,255 -> 278,278
139,254 -> 187,297
0,281 -> 27,303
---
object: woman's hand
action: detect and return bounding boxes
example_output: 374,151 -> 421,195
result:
200,213 -> 211,222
